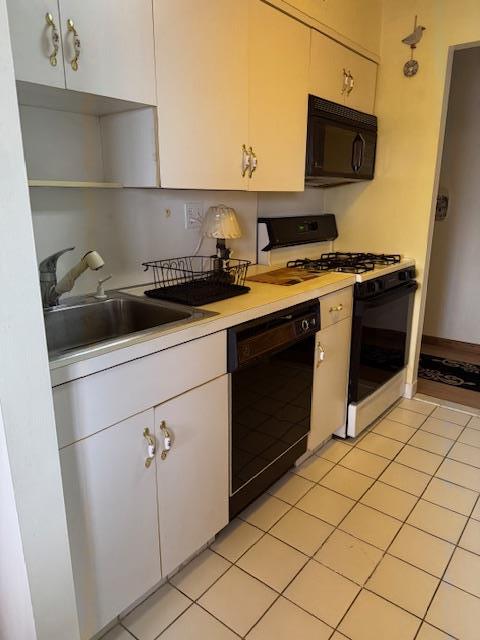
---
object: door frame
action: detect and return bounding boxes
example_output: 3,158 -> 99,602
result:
411,40 -> 480,398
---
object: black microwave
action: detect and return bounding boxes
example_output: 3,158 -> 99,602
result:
305,94 -> 377,187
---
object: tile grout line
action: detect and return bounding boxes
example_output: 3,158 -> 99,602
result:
322,408 -> 437,637
377,407 -> 479,638
166,402 -> 477,639
412,485 -> 479,640
315,403 -> 477,636
117,401 -> 478,640
271,406 -> 436,634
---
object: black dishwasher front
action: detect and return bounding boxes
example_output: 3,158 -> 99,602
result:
228,300 -> 320,519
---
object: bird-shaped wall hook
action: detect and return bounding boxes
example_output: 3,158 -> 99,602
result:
402,15 -> 426,77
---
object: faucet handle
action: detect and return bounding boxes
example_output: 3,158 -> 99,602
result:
94,274 -> 112,300
39,247 -> 75,273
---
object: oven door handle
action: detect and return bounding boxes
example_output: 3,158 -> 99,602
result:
355,281 -> 418,312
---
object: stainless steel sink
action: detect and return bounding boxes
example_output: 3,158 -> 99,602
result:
44,291 -> 214,359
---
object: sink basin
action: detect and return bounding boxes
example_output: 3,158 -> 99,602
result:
44,292 -> 202,359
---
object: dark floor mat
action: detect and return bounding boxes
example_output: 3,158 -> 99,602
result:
418,353 -> 480,393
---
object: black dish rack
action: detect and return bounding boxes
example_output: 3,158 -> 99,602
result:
142,256 -> 251,306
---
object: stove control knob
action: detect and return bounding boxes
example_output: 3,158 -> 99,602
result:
301,319 -> 310,332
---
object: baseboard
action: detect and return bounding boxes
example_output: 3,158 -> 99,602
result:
422,335 -> 480,356
404,380 -> 417,399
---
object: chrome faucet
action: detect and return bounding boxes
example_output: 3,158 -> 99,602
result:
39,247 -> 105,308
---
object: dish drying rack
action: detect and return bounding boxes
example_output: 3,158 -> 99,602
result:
142,256 -> 251,306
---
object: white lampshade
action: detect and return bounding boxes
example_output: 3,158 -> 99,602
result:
202,205 -> 242,240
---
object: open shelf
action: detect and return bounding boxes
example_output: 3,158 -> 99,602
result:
28,180 -> 123,189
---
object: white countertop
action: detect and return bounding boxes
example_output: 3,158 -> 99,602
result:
49,264 -> 355,387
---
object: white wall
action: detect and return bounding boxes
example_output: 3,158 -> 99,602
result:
0,405 -> 36,640
30,188 -> 258,297
258,189 -> 326,218
0,1 -> 80,637
423,47 -> 480,344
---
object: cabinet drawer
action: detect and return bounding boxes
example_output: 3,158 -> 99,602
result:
320,286 -> 353,328
53,331 -> 226,448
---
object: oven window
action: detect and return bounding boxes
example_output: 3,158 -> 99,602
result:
231,335 -> 314,494
351,290 -> 415,402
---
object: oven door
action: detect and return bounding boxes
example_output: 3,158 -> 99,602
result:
349,281 -> 417,403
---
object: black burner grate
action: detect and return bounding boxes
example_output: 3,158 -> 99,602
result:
287,252 -> 401,275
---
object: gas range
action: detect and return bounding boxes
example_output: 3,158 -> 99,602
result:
287,252 -> 402,275
248,253 -> 414,287
255,215 -> 418,443
285,252 -> 416,284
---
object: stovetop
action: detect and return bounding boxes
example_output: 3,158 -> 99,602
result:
287,252 -> 402,275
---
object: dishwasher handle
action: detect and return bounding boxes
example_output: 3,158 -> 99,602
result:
228,301 -> 320,371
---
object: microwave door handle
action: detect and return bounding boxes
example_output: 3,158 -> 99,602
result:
357,135 -> 365,171
352,134 -> 364,173
352,135 -> 361,172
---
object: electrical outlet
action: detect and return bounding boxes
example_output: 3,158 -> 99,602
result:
184,202 -> 203,229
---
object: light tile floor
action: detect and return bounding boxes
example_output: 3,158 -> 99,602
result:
106,395 -> 480,640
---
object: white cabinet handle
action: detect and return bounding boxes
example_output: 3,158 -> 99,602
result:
316,342 -> 326,367
241,144 -> 251,177
143,428 -> 156,468
347,72 -> 354,95
341,68 -> 349,95
329,303 -> 343,313
66,18 -> 81,71
45,13 -> 59,67
160,420 -> 172,460
248,146 -> 258,178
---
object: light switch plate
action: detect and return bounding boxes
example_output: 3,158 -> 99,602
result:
184,202 -> 203,229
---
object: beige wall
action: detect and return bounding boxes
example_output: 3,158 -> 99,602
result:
325,0 -> 480,388
423,47 -> 480,344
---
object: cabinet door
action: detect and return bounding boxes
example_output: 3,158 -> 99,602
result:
60,410 -> 161,639
343,47 -> 377,113
248,0 -> 309,192
309,30 -> 377,113
309,30 -> 349,106
309,317 -> 351,449
6,0 -> 66,87
155,376 -> 229,576
59,0 -> 156,104
154,0 -> 248,189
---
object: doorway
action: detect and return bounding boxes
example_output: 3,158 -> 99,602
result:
419,47 -> 480,409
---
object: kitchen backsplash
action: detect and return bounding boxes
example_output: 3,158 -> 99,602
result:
30,187 -> 325,297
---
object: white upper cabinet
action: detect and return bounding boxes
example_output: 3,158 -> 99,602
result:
154,0 -> 309,191
6,0 -> 65,88
341,45 -> 378,113
60,409 -> 161,640
58,0 -> 156,103
248,0 -> 310,191
154,0 -> 249,190
309,30 -> 377,114
155,376 -> 229,576
7,0 -> 156,104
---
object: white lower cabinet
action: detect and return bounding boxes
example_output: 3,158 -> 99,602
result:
59,370 -> 229,639
155,375 -> 229,576
309,316 -> 352,450
60,409 -> 161,640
